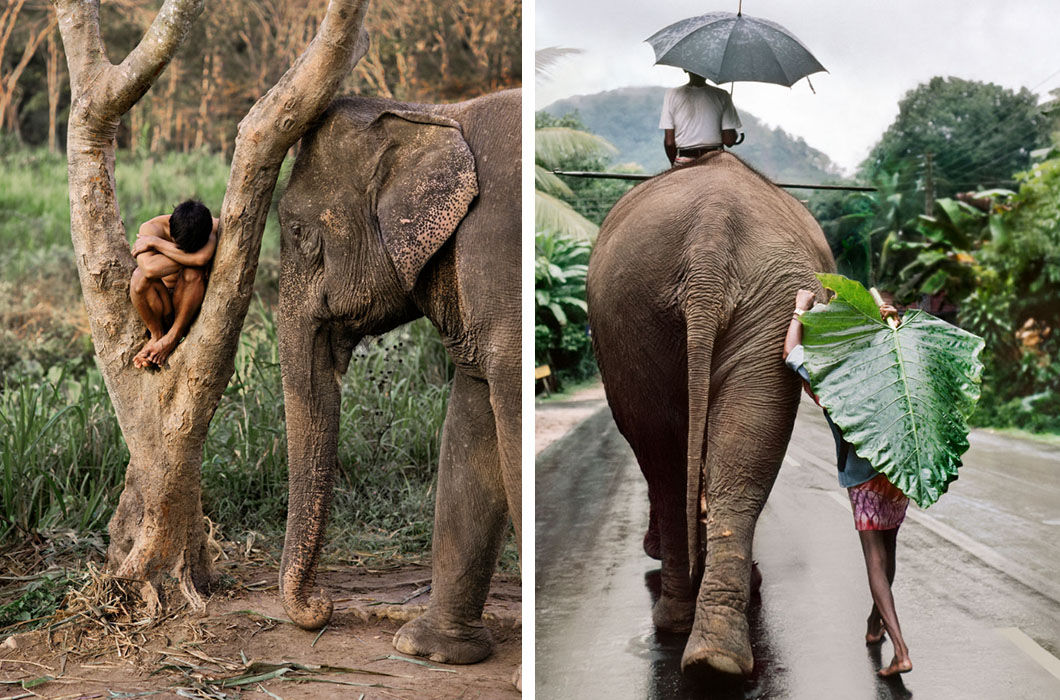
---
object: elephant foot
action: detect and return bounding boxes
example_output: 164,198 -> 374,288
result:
681,606 -> 753,677
652,594 -> 695,634
393,613 -> 493,664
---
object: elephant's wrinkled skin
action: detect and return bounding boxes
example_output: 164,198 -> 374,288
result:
586,152 -> 835,676
277,89 -> 520,665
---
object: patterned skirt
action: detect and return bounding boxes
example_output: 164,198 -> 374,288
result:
848,473 -> 909,531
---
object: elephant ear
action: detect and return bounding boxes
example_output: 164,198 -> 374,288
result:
373,110 -> 479,292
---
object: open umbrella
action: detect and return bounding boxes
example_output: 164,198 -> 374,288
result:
646,9 -> 826,88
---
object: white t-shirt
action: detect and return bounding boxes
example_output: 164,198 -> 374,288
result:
659,84 -> 742,149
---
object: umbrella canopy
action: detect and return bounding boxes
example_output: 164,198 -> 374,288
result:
646,11 -> 826,87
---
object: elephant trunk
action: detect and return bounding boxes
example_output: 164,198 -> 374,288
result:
278,317 -> 343,630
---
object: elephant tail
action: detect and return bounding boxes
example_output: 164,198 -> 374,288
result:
684,291 -> 726,580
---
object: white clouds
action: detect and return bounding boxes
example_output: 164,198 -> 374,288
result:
537,0 -> 1060,173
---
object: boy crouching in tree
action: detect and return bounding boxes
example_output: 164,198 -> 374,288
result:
129,200 -> 218,369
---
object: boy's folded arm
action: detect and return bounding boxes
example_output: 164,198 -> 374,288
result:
145,232 -> 216,267
136,250 -> 182,279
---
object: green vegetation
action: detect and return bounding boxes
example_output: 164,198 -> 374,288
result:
802,275 -> 984,507
536,79 -> 1059,436
810,79 -> 1060,435
535,230 -> 593,383
0,146 -> 459,572
533,112 -> 629,387
862,77 -> 1053,201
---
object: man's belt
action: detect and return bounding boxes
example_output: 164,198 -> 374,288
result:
677,145 -> 722,158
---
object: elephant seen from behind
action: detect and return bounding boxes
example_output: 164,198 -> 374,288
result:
276,89 -> 520,664
587,151 -> 835,676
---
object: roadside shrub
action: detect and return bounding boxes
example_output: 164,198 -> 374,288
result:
535,229 -> 595,387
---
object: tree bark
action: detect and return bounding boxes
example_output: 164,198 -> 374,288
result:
53,0 -> 370,611
46,18 -> 62,153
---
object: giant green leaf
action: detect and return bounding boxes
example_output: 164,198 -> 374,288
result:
800,274 -> 985,508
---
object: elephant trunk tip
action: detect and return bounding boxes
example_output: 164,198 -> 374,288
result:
282,587 -> 334,630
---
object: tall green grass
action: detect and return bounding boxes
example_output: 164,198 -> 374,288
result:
0,143 -> 284,278
0,365 -> 126,541
1,305 -> 452,557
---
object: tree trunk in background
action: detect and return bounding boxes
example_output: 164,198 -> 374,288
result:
0,2 -> 28,86
0,15 -> 55,135
53,0 -> 371,610
46,20 -> 62,153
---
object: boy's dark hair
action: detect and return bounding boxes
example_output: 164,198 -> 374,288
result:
170,200 -> 213,252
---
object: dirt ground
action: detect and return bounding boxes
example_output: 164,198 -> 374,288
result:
0,562 -> 520,699
534,382 -> 606,456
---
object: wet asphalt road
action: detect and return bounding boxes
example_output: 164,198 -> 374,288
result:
535,395 -> 1060,699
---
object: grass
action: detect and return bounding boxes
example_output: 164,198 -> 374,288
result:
0,144 -> 517,627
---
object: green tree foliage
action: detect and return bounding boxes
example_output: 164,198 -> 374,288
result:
861,77 -> 1050,200
534,230 -> 594,384
532,112 -> 631,386
960,147 -> 1060,431
534,111 -> 627,233
811,171 -> 920,289
801,275 -> 983,507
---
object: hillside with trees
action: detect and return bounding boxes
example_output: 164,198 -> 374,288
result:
542,85 -> 842,183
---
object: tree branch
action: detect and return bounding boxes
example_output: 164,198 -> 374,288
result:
51,0 -> 107,91
235,0 -> 370,161
105,0 -> 205,116
183,0 -> 370,379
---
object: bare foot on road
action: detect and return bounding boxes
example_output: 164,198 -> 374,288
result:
878,653 -> 912,677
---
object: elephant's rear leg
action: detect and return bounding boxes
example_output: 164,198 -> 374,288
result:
681,375 -> 795,676
611,397 -> 696,634
393,370 -> 508,664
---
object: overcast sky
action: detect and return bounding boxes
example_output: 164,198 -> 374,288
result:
536,0 -> 1060,174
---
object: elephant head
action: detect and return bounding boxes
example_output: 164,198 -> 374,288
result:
275,99 -> 478,630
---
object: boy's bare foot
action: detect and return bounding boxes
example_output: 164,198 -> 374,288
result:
866,613 -> 885,644
878,654 -> 912,677
133,339 -> 161,369
147,334 -> 180,366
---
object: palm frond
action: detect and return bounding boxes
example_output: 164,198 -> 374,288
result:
536,47 -> 582,78
535,165 -> 574,198
535,127 -> 617,169
535,191 -> 598,241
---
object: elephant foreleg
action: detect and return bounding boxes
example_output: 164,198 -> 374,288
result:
393,369 -> 509,664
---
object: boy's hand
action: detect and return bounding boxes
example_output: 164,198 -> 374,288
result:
795,289 -> 816,312
880,303 -> 901,326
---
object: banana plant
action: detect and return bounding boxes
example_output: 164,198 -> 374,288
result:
800,274 -> 985,507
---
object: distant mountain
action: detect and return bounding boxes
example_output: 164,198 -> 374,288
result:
542,86 -> 843,185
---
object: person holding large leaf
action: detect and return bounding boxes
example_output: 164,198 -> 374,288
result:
781,274 -> 984,678
783,287 -> 914,677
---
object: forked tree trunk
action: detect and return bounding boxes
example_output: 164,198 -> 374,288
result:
53,0 -> 370,610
